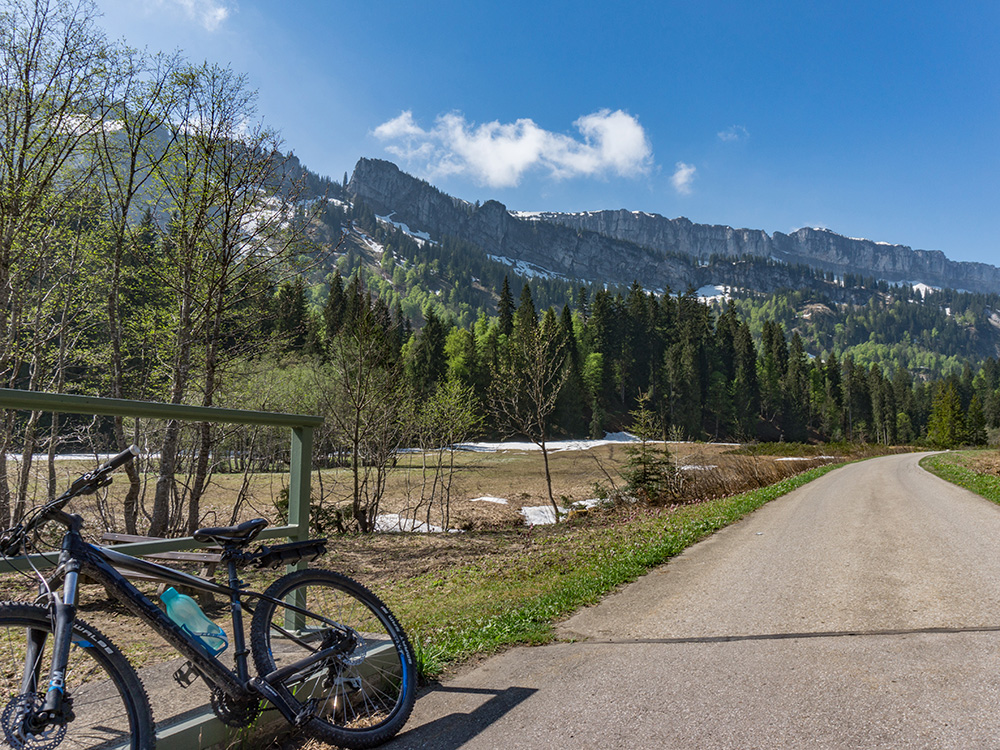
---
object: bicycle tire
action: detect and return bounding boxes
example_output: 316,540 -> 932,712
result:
249,569 -> 416,749
0,602 -> 154,750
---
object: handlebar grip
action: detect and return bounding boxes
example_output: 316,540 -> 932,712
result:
99,445 -> 139,473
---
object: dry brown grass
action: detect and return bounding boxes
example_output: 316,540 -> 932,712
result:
954,449 -> 1000,476
4,441 -> 852,538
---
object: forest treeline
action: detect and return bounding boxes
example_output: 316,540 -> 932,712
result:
2,0 -> 998,538
277,271 -> 1000,451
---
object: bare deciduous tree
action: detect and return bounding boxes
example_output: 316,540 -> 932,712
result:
490,324 -> 567,522
0,0 -> 112,524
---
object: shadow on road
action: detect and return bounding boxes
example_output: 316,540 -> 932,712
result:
578,624 -> 1000,645
386,684 -> 536,750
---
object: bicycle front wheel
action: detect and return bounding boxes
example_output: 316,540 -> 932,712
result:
0,602 -> 154,750
249,569 -> 416,749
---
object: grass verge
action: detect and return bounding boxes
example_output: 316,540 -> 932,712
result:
919,451 -> 1000,505
397,462 -> 841,678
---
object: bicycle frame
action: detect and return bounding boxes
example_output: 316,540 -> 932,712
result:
33,515 -> 341,729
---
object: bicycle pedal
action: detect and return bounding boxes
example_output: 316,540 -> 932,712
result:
173,661 -> 200,688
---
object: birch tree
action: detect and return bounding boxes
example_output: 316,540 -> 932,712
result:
0,0 -> 111,524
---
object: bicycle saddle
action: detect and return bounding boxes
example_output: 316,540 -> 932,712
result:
193,518 -> 269,546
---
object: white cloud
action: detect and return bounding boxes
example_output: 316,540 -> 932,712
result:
671,162 -> 696,195
149,0 -> 233,31
373,109 -> 653,188
718,125 -> 749,143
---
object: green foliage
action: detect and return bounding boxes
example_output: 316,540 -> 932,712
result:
620,392 -> 679,503
927,381 -> 965,448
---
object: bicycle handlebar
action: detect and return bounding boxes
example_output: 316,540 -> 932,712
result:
99,445 -> 140,474
0,446 -> 139,557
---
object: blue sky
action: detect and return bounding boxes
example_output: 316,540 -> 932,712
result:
95,0 -> 998,266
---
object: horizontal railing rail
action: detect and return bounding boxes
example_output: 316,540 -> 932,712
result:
0,389 -> 322,573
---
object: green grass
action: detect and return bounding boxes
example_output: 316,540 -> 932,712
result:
919,452 -> 1000,505
394,463 -> 841,678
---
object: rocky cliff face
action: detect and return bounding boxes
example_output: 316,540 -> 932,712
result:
537,210 -> 1000,294
348,158 -> 1000,295
349,159 -> 699,289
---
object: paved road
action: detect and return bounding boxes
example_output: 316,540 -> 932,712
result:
384,452 -> 1000,749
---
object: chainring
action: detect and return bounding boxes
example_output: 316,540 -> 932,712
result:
209,689 -> 262,728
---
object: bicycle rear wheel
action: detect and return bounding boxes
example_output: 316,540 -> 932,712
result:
0,602 -> 154,750
249,569 -> 416,749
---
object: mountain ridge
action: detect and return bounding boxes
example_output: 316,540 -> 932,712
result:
346,157 -> 1000,295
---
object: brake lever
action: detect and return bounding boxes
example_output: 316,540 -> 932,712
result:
0,526 -> 25,557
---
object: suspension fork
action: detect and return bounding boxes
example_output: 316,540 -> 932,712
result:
36,553 -> 81,724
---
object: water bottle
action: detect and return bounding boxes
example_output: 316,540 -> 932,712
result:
160,587 -> 228,655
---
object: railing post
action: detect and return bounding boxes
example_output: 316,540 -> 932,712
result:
287,425 -> 312,544
285,425 -> 313,628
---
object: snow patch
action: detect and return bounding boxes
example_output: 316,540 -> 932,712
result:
774,456 -> 835,462
469,496 -> 509,505
520,498 -> 604,526
486,253 -> 570,282
4,453 -> 124,462
900,281 -> 939,297
374,513 -> 460,533
376,212 -> 433,245
454,432 -> 639,453
696,284 -> 731,302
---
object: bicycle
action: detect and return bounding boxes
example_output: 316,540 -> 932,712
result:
0,446 -> 417,750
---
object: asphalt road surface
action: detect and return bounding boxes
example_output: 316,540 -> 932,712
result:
384,452 -> 1000,749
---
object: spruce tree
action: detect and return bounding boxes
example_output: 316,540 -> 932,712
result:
323,269 -> 346,341
513,281 -> 536,338
408,305 -> 448,397
498,275 -> 514,337
927,381 -> 965,448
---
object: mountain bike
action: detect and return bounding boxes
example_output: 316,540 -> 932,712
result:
0,447 -> 416,750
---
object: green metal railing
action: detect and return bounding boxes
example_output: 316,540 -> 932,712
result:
0,388 -> 323,571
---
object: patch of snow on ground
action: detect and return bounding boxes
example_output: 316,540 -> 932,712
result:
375,514 -> 459,533
774,456 -> 835,461
5,453 -> 123,462
908,282 -> 938,297
696,284 -> 731,302
679,464 -> 718,471
486,254 -> 570,282
356,231 -> 385,255
469,496 -> 508,504
520,498 -> 604,526
520,506 -> 559,525
454,432 -> 639,453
